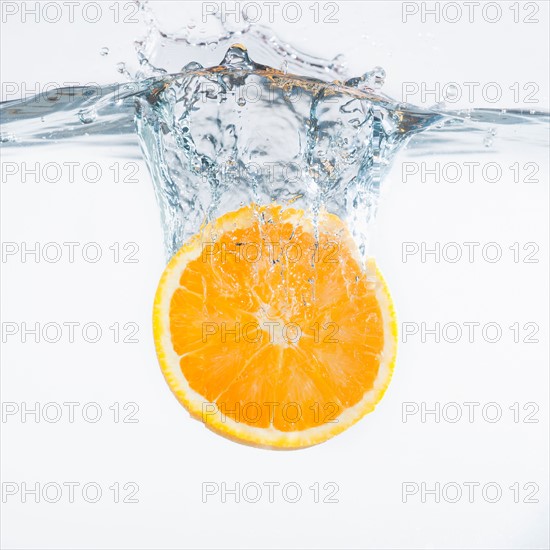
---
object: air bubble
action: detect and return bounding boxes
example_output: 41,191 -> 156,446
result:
78,109 -> 97,124
237,97 -> 246,107
282,87 -> 295,102
0,133 -> 16,143
100,47 -> 109,56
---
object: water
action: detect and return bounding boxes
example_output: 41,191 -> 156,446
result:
1,5 -> 548,260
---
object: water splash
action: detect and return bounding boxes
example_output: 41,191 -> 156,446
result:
133,43 -> 441,257
0,3 -> 548,260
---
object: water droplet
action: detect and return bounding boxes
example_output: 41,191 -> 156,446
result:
222,44 -> 253,68
326,54 -> 346,75
182,61 -> 203,72
99,47 -> 109,56
445,83 -> 458,101
349,66 -> 387,91
483,136 -> 493,147
116,62 -> 126,74
365,66 -> 386,90
237,97 -> 246,107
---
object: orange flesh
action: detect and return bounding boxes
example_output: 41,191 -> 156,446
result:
168,205 -> 384,431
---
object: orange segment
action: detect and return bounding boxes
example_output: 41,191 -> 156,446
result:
153,204 -> 397,448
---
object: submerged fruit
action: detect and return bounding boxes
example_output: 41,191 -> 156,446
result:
153,204 -> 397,448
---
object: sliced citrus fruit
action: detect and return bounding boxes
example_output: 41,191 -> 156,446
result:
153,204 -> 397,449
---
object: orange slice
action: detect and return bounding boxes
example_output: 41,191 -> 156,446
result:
153,204 -> 397,449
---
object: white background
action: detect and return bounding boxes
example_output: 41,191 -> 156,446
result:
1,1 -> 549,549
